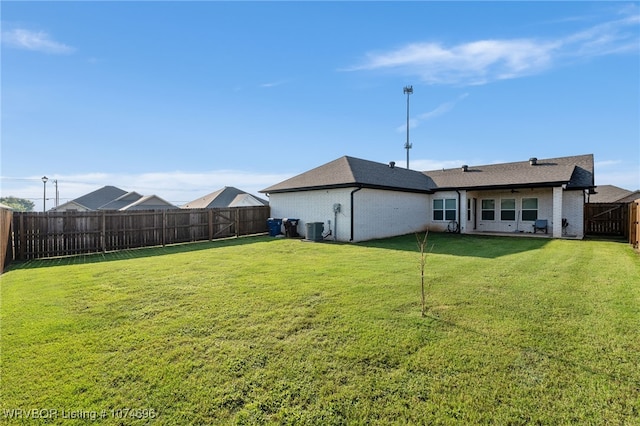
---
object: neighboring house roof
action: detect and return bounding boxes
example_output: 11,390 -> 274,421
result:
98,191 -> 143,210
261,154 -> 595,194
119,195 -> 176,211
261,156 -> 433,194
183,187 -> 268,209
54,186 -> 176,211
0,203 -> 13,210
51,200 -> 90,212
228,193 -> 269,207
425,154 -> 594,191
618,191 -> 640,203
588,185 -> 640,203
68,186 -> 128,210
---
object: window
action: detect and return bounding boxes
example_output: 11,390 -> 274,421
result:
433,199 -> 443,220
522,198 -> 538,221
501,198 -> 516,221
481,199 -> 495,220
433,198 -> 457,221
445,199 -> 457,221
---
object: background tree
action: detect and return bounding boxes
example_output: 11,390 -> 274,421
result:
0,196 -> 35,212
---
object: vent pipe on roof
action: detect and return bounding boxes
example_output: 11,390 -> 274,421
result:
389,161 -> 396,169
462,165 -> 468,172
529,157 -> 538,166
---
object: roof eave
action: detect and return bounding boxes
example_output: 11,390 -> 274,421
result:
263,183 -> 433,195
431,181 -> 574,192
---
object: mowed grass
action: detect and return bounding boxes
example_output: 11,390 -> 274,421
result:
1,234 -> 639,425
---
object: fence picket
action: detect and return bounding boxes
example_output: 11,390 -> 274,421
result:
9,206 -> 270,261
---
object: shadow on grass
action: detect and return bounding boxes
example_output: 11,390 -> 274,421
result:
7,232 -> 553,271
6,234 -> 277,271
357,232 -> 551,259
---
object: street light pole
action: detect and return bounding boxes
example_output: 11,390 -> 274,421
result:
41,176 -> 48,213
403,85 -> 413,169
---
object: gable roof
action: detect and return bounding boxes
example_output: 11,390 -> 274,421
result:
98,191 -> 143,210
183,187 -> 268,209
71,186 -> 128,210
261,156 -> 433,194
119,195 -> 176,210
589,185 -> 640,203
51,200 -> 89,212
424,154 -> 594,191
228,193 -> 269,207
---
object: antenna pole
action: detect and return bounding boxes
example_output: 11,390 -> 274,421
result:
403,85 -> 413,169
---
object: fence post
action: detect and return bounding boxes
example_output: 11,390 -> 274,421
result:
101,211 -> 106,253
208,209 -> 213,241
235,208 -> 240,238
19,213 -> 25,261
0,208 -> 13,273
162,210 -> 167,247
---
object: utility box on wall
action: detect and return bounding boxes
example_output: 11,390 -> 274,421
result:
305,222 -> 324,242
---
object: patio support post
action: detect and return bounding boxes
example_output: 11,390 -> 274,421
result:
553,186 -> 563,238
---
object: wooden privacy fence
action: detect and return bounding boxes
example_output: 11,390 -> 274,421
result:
584,203 -> 629,237
0,206 -> 13,273
11,206 -> 270,261
630,199 -> 640,250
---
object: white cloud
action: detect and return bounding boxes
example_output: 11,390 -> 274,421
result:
595,169 -> 640,190
347,39 -> 557,86
1,28 -> 75,54
419,93 -> 469,121
0,170 -> 295,211
562,14 -> 640,57
396,93 -> 469,133
595,160 -> 640,189
595,159 -> 623,168
260,80 -> 286,88
345,11 -> 639,86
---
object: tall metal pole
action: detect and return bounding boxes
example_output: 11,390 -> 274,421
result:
41,176 -> 48,212
403,85 -> 413,169
54,179 -> 59,208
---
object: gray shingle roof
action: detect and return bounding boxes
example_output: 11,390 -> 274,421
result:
425,154 -> 594,190
98,192 -> 143,210
183,187 -> 268,208
260,156 -> 433,194
261,154 -> 595,194
72,186 -> 127,210
589,185 -> 639,203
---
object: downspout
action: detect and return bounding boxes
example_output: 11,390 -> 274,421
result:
456,190 -> 462,234
350,186 -> 363,242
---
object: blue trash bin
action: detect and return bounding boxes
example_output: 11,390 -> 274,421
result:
267,218 -> 283,236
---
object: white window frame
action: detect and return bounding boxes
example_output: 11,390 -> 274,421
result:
501,198 -> 516,221
481,199 -> 495,221
433,198 -> 457,222
522,198 -> 538,221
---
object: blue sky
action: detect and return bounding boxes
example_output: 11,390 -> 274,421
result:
2,1 -> 639,210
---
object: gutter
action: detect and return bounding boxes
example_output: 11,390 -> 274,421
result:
350,186 -> 363,242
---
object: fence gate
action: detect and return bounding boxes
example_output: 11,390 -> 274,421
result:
584,203 -> 629,237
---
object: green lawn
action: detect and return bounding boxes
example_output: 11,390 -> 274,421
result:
1,234 -> 639,425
